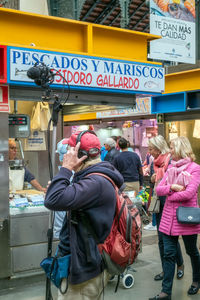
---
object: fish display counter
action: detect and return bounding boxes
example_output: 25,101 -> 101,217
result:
9,190 -> 58,276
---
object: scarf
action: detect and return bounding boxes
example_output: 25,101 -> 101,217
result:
76,156 -> 101,172
153,153 -> 171,183
166,158 -> 192,186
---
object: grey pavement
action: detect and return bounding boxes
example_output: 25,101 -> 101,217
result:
0,228 -> 199,300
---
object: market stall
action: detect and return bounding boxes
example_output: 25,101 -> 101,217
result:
0,7 -> 164,287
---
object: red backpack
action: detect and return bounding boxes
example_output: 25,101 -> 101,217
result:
84,173 -> 142,276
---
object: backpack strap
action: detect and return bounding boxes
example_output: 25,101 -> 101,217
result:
86,172 -> 126,194
86,174 -> 127,293
86,172 -> 127,225
71,173 -> 125,264
86,172 -> 117,190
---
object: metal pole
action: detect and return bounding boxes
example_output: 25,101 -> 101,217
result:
196,0 -> 200,61
14,101 -> 17,114
51,125 -> 57,176
46,95 -> 62,300
119,0 -> 131,28
17,139 -> 24,161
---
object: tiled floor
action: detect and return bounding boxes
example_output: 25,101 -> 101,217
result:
0,228 -> 199,300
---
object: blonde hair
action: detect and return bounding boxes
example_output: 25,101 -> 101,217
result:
170,136 -> 195,161
148,135 -> 170,155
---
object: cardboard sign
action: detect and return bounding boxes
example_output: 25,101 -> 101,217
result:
24,131 -> 46,151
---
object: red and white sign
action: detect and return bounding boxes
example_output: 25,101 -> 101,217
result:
0,85 -> 10,112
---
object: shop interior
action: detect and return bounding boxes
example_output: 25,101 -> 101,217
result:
5,98 -> 200,282
166,120 -> 200,164
64,119 -> 158,163
9,98 -> 158,202
4,98 -> 158,280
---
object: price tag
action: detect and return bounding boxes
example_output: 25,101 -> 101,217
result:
14,197 -> 29,207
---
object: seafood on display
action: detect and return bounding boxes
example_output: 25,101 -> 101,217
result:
184,0 -> 195,18
153,0 -> 195,21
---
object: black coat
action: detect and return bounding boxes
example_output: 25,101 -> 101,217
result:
104,147 -> 119,164
44,161 -> 124,285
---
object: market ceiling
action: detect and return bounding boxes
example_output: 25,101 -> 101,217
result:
79,0 -> 149,33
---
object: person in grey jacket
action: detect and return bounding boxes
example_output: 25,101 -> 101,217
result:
104,137 -> 119,164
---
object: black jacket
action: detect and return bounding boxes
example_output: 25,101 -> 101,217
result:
44,161 -> 124,284
104,147 -> 119,164
113,151 -> 143,186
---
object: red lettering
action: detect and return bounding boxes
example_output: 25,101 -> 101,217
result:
103,75 -> 108,87
129,78 -> 133,88
113,76 -> 119,87
80,72 -> 86,85
123,77 -> 128,88
96,75 -> 103,86
108,75 -> 113,87
55,69 -> 62,83
74,72 -> 79,84
134,78 -> 139,89
62,70 -> 67,82
67,71 -> 73,83
86,73 -> 92,85
118,77 -> 123,88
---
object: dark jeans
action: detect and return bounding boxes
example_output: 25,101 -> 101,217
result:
156,206 -> 183,270
162,234 -> 200,295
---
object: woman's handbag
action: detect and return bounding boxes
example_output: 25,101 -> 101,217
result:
40,252 -> 71,293
148,187 -> 160,213
176,206 -> 200,225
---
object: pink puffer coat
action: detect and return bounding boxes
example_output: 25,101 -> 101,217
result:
156,161 -> 200,236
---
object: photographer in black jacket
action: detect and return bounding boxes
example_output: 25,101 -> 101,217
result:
45,131 -> 124,300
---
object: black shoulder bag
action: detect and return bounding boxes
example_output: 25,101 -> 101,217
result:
176,198 -> 200,225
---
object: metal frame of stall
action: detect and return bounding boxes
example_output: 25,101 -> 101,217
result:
0,7 -> 165,289
152,68 -> 200,123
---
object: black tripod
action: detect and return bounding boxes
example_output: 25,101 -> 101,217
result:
46,96 -> 63,300
26,63 -> 70,300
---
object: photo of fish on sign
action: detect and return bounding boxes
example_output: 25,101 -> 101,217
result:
149,0 -> 196,64
151,0 -> 195,22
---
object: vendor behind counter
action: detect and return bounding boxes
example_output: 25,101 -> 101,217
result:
9,139 -> 46,193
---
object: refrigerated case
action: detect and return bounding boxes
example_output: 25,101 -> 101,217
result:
9,205 -> 57,275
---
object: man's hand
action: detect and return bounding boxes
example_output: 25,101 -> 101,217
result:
45,180 -> 51,192
30,179 -> 47,193
62,142 -> 88,172
171,184 -> 185,192
41,187 -> 47,193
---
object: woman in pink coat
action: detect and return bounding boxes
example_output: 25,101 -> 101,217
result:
149,137 -> 200,300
